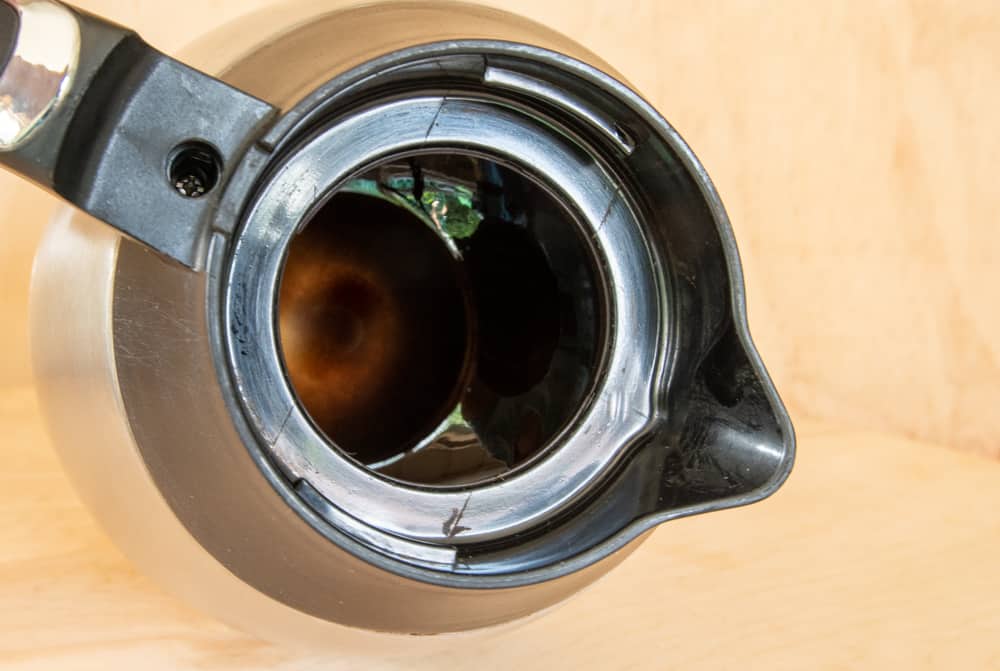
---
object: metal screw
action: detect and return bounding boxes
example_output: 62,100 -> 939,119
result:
174,174 -> 207,198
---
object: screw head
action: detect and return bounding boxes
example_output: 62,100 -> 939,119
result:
174,174 -> 207,198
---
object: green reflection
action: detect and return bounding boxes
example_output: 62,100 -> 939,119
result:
345,170 -> 485,241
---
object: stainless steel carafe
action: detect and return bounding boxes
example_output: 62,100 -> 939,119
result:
0,0 -> 794,646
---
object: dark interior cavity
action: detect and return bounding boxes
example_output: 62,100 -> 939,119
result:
278,151 -> 602,487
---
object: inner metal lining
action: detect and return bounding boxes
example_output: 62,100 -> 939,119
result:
279,185 -> 475,472
279,150 -> 605,488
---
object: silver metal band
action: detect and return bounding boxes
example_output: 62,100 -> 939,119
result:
0,0 -> 79,150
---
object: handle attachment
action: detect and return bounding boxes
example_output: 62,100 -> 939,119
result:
0,0 -> 276,268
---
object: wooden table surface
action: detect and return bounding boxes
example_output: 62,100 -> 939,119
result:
1,1 -> 999,668
2,386 -> 998,669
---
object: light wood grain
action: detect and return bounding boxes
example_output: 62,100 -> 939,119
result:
1,385 -> 998,669
1,1 -> 999,667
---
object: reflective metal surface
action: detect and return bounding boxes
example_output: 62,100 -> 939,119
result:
0,0 -> 79,150
280,152 -> 604,487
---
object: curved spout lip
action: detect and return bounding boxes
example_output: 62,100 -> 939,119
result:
575,46 -> 796,503
711,237 -> 797,508
661,102 -> 796,515
596,72 -> 796,548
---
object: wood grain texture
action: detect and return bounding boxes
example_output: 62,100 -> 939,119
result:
1,386 -> 998,669
1,1 -> 999,668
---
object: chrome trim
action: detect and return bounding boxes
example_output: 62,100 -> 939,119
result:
0,0 -> 79,150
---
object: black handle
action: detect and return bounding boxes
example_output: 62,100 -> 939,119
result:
0,0 -> 276,268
